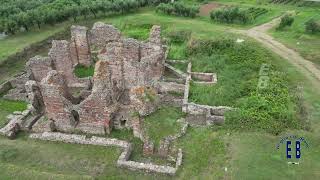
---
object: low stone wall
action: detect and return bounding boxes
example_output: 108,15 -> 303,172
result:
191,72 -> 217,85
165,63 -> 187,79
166,59 -> 188,64
157,82 -> 185,93
2,73 -> 29,101
158,120 -> 188,157
29,132 -> 183,175
182,63 -> 192,112
175,60 -> 233,126
0,104 -> 33,138
185,103 -> 232,116
183,102 -> 233,126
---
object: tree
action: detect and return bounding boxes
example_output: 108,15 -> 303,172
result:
14,12 -> 33,31
3,18 -> 19,34
29,10 -> 43,29
66,5 -> 80,22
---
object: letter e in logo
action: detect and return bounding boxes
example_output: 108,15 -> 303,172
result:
286,141 -> 291,159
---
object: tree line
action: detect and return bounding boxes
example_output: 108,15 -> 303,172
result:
0,0 -> 170,34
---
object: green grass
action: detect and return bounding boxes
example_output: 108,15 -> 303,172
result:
0,99 -> 27,128
144,106 -> 185,147
118,23 -> 153,41
168,43 -> 188,60
0,25 -> 66,64
227,131 -> 320,180
175,127 -> 228,179
74,65 -> 95,78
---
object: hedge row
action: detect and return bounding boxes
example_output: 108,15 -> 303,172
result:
156,2 -> 200,18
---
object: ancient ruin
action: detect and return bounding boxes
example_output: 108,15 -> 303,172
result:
0,22 -> 232,174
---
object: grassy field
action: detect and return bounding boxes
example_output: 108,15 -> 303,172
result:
0,2 -> 320,180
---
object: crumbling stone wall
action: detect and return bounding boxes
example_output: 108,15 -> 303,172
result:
149,25 -> 162,45
70,25 -> 91,67
90,22 -> 121,49
39,70 -> 74,132
25,80 -> 44,114
78,60 -> 115,134
26,56 -> 53,82
49,40 -> 79,86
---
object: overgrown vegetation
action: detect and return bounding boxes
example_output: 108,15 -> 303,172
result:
165,30 -> 192,60
74,64 -> 94,78
156,2 -> 200,18
119,23 -> 153,40
186,38 -> 306,134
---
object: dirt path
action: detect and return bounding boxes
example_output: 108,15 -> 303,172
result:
199,2 -> 221,16
235,17 -> 320,88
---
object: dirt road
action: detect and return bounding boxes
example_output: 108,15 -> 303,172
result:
236,17 -> 320,87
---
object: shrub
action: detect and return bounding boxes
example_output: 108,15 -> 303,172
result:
305,18 -> 320,34
210,7 -> 252,24
156,2 -> 200,18
276,14 -> 294,30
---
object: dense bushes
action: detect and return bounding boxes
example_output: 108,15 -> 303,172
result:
0,0 -> 170,34
305,18 -> 320,34
276,14 -> 294,30
156,2 -> 200,18
210,7 -> 252,24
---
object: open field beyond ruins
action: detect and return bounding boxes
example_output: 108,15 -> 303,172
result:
0,0 -> 320,179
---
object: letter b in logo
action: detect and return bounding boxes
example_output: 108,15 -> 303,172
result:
286,141 -> 301,159
296,141 -> 301,159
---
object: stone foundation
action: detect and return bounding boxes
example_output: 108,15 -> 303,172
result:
30,132 -> 183,175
